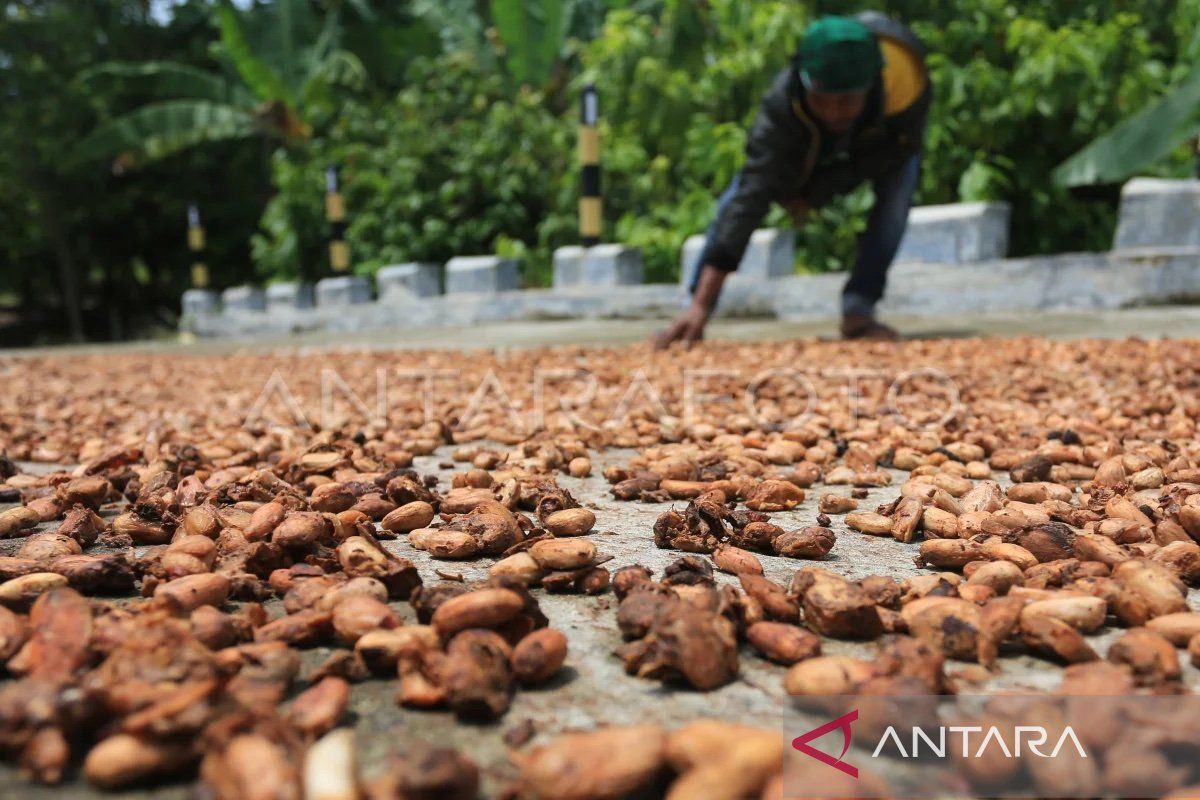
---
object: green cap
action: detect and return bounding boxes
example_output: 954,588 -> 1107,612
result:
798,16 -> 882,93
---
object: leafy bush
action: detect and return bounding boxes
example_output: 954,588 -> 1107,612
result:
253,0 -> 1200,286
252,52 -> 572,285
553,0 -> 821,280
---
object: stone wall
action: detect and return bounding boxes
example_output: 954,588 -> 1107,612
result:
181,177 -> 1200,337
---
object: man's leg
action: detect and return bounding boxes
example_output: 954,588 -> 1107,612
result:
686,171 -> 744,295
841,154 -> 921,318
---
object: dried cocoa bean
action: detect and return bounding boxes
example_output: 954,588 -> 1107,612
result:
431,588 -> 525,639
510,627 -> 568,686
529,538 -> 596,570
1107,627 -> 1180,686
440,629 -> 513,719
520,725 -> 666,800
772,527 -> 835,559
800,576 -> 882,639
746,622 -> 820,665
711,543 -> 762,575
543,507 -> 595,536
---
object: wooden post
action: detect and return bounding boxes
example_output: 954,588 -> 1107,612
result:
579,84 -> 602,246
187,204 -> 208,288
326,166 -> 350,273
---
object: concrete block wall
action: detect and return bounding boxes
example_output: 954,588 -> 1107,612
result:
181,179 -> 1200,338
553,245 -> 644,289
894,201 -> 1010,264
378,263 -> 441,301
266,282 -> 314,311
221,286 -> 265,312
445,256 -> 521,294
316,276 -> 372,307
678,228 -> 795,291
182,289 -> 219,316
1114,178 -> 1200,251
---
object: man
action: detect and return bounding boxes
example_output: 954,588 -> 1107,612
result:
658,12 -> 929,345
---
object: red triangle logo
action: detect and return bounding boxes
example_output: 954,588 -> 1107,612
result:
791,708 -> 859,778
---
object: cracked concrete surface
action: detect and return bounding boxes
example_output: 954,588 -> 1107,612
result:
3,440 -> 1197,799
4,309 -> 1200,797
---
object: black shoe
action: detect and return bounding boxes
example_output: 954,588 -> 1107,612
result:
840,314 -> 899,341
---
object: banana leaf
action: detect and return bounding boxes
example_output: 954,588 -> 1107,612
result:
1053,66 -> 1200,187
489,0 -> 568,87
78,61 -> 252,106
77,100 -> 257,164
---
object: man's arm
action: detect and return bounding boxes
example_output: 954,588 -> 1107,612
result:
654,265 -> 728,348
657,70 -> 805,348
700,70 -> 806,275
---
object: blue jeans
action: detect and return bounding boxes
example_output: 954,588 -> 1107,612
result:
688,155 -> 921,317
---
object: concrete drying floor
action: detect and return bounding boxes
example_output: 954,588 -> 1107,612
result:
8,304 -> 1200,358
3,440 -> 1198,798
4,307 -> 1200,796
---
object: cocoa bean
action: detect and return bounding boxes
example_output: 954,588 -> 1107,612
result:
746,622 -> 820,664
529,539 -> 596,570
845,511 -> 893,536
711,543 -> 762,575
287,676 -> 350,737
1107,627 -> 1180,686
1019,614 -> 1098,663
330,595 -> 401,645
800,576 -> 882,639
84,734 -> 195,790
431,588 -> 525,639
772,527 -> 835,559
154,573 -> 231,614
817,493 -> 857,514
440,629 -> 513,719
510,627 -> 568,686
783,655 -> 874,696
381,500 -> 435,533
520,725 -> 666,800
543,508 -> 595,536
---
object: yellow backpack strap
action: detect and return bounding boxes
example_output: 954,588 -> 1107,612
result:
879,37 -> 926,116
789,99 -> 822,186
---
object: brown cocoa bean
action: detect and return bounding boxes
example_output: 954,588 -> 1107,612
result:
746,622 -> 820,665
431,588 -> 525,639
711,543 -> 763,575
511,627 -> 568,686
772,527 -> 835,559
543,507 -> 596,536
520,725 -> 666,800
529,538 -> 596,570
154,573 -> 231,614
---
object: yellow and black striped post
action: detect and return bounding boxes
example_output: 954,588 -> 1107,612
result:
325,165 -> 350,273
579,84 -> 602,246
187,204 -> 208,288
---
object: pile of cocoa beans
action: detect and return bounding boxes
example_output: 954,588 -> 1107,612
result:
0,440 -> 591,794
1,335 -> 1200,797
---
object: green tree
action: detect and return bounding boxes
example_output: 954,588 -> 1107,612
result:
251,52 -> 572,284
820,0 -> 1186,255
78,0 -> 367,166
0,0 -> 267,343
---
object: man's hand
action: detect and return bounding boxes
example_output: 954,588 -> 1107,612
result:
654,264 -> 728,349
655,304 -> 709,349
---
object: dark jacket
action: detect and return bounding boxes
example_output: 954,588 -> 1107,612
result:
704,12 -> 930,273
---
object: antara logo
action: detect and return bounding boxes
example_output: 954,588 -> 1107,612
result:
792,709 -> 859,778
791,709 -> 1089,778
872,724 -> 1088,760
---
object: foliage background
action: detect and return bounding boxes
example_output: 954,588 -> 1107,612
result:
3,0 -> 1199,343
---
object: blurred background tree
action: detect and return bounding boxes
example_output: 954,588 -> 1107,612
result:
3,0 -> 1199,343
